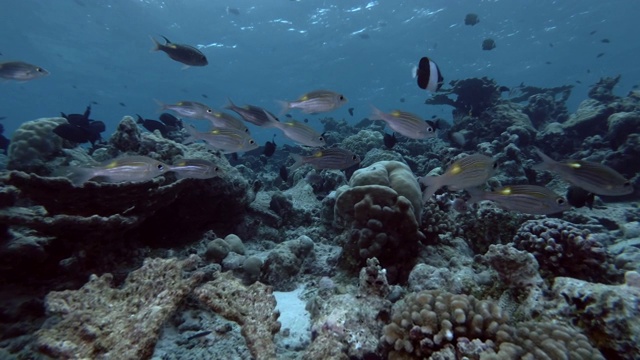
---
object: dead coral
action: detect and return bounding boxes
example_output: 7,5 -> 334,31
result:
35,255 -> 202,359
194,271 -> 281,360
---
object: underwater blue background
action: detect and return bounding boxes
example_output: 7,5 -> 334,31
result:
2,0 -> 639,145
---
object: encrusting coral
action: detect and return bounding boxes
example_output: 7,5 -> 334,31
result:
35,255 -> 203,359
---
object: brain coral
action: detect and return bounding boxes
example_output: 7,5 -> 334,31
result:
7,117 -> 67,174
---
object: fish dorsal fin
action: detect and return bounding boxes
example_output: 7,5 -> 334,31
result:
160,35 -> 172,44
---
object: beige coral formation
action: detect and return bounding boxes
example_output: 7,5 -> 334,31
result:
7,117 -> 67,174
35,255 -> 203,359
194,271 -> 281,360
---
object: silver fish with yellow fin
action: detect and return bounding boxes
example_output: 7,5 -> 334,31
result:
279,90 -> 347,114
467,184 -> 571,215
156,100 -> 213,119
0,61 -> 49,81
370,106 -> 436,140
203,111 -> 249,133
291,148 -> 360,171
420,153 -> 497,202
184,124 -> 258,153
264,111 -> 325,147
533,147 -> 633,196
169,159 -> 222,179
59,156 -> 168,186
225,98 -> 278,127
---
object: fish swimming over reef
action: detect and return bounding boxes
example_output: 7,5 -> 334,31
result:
150,35 -> 208,67
263,135 -> 277,157
413,57 -> 443,92
464,13 -> 480,26
157,100 -> 213,119
0,61 -> 49,81
278,90 -> 347,114
58,156 -> 169,186
159,113 -> 183,129
225,98 -> 278,127
383,132 -> 397,149
137,115 -> 168,137
467,184 -> 571,215
532,148 -> 633,196
263,111 -> 325,147
291,148 -> 360,171
168,159 -> 221,179
420,153 -> 497,202
203,111 -> 249,133
566,185 -> 595,209
482,38 -> 496,50
54,105 -> 105,145
370,106 -> 436,140
184,124 -> 258,153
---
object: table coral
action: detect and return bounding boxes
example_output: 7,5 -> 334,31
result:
35,255 -> 202,359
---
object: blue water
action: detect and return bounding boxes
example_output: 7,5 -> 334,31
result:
1,0 -> 638,145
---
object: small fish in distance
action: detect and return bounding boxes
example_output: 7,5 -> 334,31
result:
370,106 -> 436,140
150,35 -> 208,67
419,153 -> 497,203
0,61 -> 49,81
0,123 -> 9,154
57,156 -> 169,186
290,148 -> 361,171
278,90 -> 347,114
156,100 -> 213,119
263,135 -> 277,157
348,107 -> 354,116
263,111 -> 326,147
467,184 -> 572,215
169,159 -> 221,179
226,7 -> 240,15
413,57 -> 443,92
482,38 -> 496,50
532,147 -> 633,196
464,13 -> 479,26
279,165 -> 288,182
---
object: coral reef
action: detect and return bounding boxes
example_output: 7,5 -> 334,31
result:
513,219 -> 620,283
426,77 -> 503,117
552,274 -> 640,359
35,255 -> 202,359
7,117 -> 68,175
261,235 -> 315,291
334,161 -> 425,283
194,271 -> 281,360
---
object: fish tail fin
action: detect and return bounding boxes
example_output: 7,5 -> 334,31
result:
532,147 -> 555,171
290,153 -> 305,171
56,166 -> 96,186
153,99 -> 167,113
419,175 -> 442,204
411,65 -> 418,79
224,97 -> 236,110
276,100 -> 290,116
369,105 -> 385,121
149,35 -> 160,52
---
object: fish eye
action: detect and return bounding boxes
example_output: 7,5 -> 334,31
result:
206,109 -> 213,113
351,155 -> 358,160
319,136 -> 325,142
427,127 -> 434,132
250,140 -> 256,144
36,67 -> 44,72
339,95 -> 345,100
556,198 -> 566,205
623,181 -> 632,187
214,166 -> 220,172
492,162 -> 498,169
157,164 -> 165,171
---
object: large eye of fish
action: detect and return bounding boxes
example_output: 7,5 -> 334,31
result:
319,136 -> 325,142
427,127 -> 434,133
339,95 -> 345,100
556,198 -> 566,205
623,181 -> 632,187
214,166 -> 220,172
157,164 -> 165,171
36,67 -> 44,73
206,109 -> 213,114
492,162 -> 499,169
351,155 -> 358,161
250,140 -> 256,145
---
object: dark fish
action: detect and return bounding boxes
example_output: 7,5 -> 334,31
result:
359,33 -> 370,40
383,132 -> 397,149
159,113 -> 183,128
464,13 -> 479,26
56,105 -> 105,144
576,80 -> 582,84
0,116 -> 6,120
0,123 -> 8,153
545,61 -> 552,65
590,30 -> 597,35
304,118 -> 309,123
279,165 -> 288,181
587,69 -> 591,73
499,86 -> 510,92
348,107 -> 354,116
264,135 -> 277,157
285,114 -> 292,118
91,101 -> 98,105
136,115 -> 168,137
415,57 -> 443,92
399,98 -> 405,103
549,43 -> 554,47
202,94 -> 208,98
482,38 -> 496,50
596,52 -> 605,58
0,61 -> 49,81
119,102 -> 126,107
150,35 -> 208,67
226,7 -> 240,15
566,186 -> 594,209
601,38 -> 610,43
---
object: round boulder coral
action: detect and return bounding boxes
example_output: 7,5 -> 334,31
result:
7,117 -> 67,174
